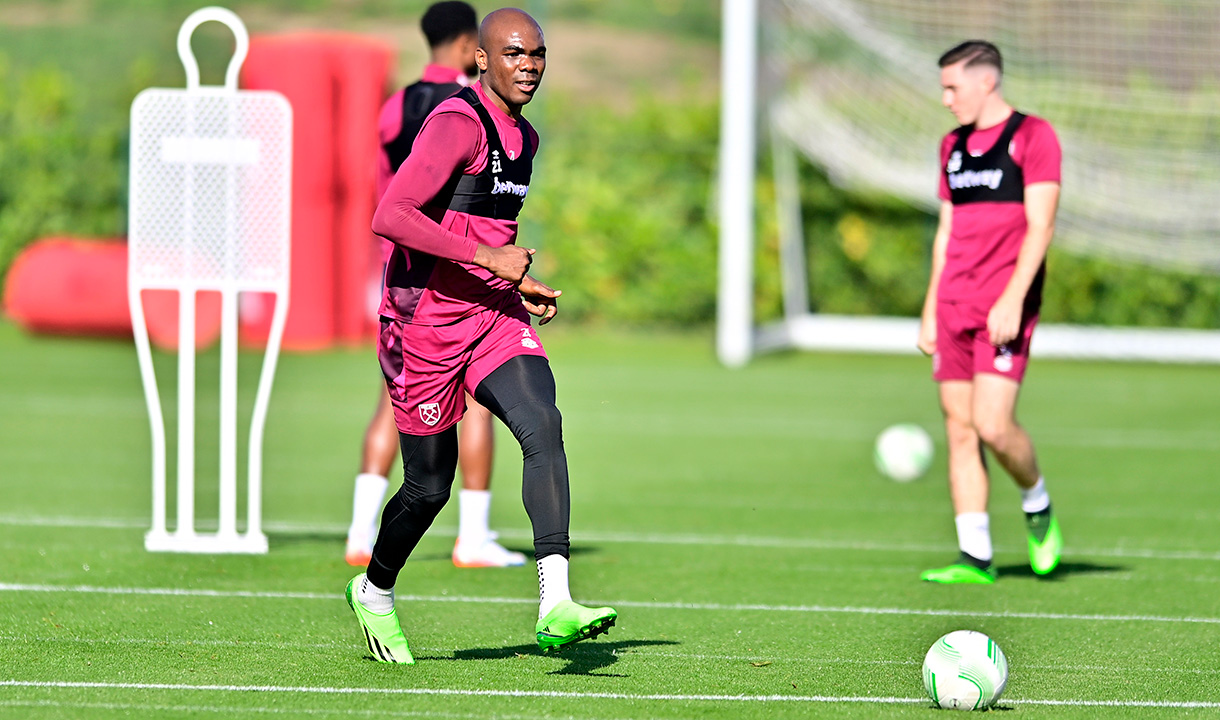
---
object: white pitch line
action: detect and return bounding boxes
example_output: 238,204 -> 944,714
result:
2,680 -> 1219,709
0,634 -> 343,650
3,582 -> 1219,625
0,699 -> 493,719
2,516 -> 1217,562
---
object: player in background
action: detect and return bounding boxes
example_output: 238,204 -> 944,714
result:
345,8 -> 616,663
917,40 -> 1064,583
345,1 -> 526,571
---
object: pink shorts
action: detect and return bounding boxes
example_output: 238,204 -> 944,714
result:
933,301 -> 1038,383
379,308 -> 547,435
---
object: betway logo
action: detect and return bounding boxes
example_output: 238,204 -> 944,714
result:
948,169 -> 1004,191
492,178 -> 529,197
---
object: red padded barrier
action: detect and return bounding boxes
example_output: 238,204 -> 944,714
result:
142,288 -> 224,351
241,35 -> 338,351
3,238 -> 131,337
328,36 -> 394,346
2,237 -> 222,350
240,33 -> 394,350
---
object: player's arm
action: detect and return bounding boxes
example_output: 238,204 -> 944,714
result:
371,112 -> 534,283
986,181 -> 1059,345
918,201 -> 953,356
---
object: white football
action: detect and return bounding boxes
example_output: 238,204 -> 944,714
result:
922,630 -> 1009,711
874,423 -> 933,482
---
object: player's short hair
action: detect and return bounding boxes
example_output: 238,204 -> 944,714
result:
421,1 -> 478,49
938,40 -> 1003,76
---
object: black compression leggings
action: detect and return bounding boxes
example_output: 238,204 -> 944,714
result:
366,355 -> 571,589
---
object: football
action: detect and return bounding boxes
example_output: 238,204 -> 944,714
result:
873,423 -> 934,481
922,630 -> 1009,711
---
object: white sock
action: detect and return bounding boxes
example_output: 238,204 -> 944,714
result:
357,575 -> 394,614
457,489 -> 492,547
537,554 -> 572,619
954,512 -> 993,563
348,473 -> 389,540
1021,477 -> 1051,514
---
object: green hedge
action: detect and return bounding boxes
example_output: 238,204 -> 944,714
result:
2,63 -> 1218,331
534,93 -> 1220,330
528,93 -> 719,325
0,58 -> 126,292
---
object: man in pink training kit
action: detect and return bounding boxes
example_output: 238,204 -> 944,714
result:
345,1 -> 525,571
344,8 -> 616,663
918,40 -> 1064,584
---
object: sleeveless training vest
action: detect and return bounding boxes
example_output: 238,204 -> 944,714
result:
384,80 -> 464,173
945,111 -> 1026,206
443,86 -> 532,221
944,111 -> 1045,307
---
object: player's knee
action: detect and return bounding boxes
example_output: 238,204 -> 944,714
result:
532,402 -> 562,439
412,486 -> 452,519
507,401 -> 563,448
973,417 -> 1012,449
944,415 -> 976,446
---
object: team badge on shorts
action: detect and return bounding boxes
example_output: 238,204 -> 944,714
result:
418,402 -> 441,427
994,346 -> 1014,373
521,327 -> 539,349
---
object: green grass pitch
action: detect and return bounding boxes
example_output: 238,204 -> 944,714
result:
1,320 -> 1218,718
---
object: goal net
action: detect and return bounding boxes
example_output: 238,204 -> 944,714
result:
717,0 -> 1220,365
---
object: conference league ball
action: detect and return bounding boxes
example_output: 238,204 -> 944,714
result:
922,630 -> 1009,711
874,423 -> 933,482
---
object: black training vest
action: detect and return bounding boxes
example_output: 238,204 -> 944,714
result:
945,111 -> 1045,307
442,86 -> 533,221
945,111 -> 1026,206
383,80 -> 464,173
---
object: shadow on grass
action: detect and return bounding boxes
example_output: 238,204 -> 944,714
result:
995,560 -> 1127,581
418,638 -> 679,677
920,704 -> 1014,712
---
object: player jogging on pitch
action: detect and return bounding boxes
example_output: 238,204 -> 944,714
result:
918,41 -> 1064,584
345,1 -> 526,571
345,7 -> 616,663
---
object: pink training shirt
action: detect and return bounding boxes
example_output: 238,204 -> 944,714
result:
937,113 -> 1061,305
371,81 -> 540,326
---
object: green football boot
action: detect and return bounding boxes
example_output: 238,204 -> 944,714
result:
921,554 -> 997,584
345,574 -> 414,664
1026,506 -> 1062,575
535,600 -> 617,653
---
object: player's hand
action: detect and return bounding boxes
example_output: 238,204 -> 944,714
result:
917,308 -> 937,356
987,293 -> 1023,346
519,274 -> 561,325
474,244 -> 534,284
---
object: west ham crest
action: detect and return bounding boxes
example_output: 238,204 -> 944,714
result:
418,402 -> 441,426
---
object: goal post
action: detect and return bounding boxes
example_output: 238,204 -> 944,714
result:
717,0 -> 1220,366
716,0 -> 759,368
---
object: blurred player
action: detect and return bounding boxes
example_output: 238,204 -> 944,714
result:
345,8 -> 616,663
345,0 -> 526,570
917,41 -> 1064,583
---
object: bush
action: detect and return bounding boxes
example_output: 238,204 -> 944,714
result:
2,64 -> 1218,331
528,92 -> 719,326
0,57 -> 125,297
